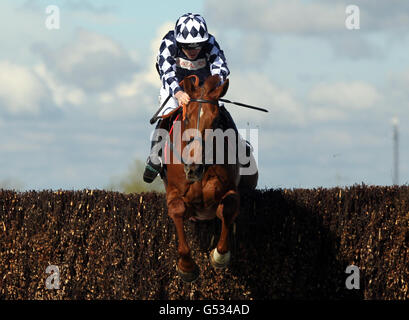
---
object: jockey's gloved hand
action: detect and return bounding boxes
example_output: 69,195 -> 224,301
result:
175,91 -> 190,106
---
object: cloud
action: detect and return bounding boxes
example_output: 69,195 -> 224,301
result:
388,67 -> 409,99
223,74 -> 382,129
62,0 -> 117,14
21,0 -> 119,24
33,63 -> 86,107
0,1 -> 60,63
309,81 -> 382,110
206,0 -> 409,34
354,0 -> 409,32
308,107 -> 347,122
311,128 -> 353,147
385,68 -> 409,121
146,21 -> 174,86
0,177 -> 24,191
325,32 -> 385,60
224,72 -> 386,142
90,21 -> 175,119
0,19 -> 161,120
204,0 -> 409,60
205,0 -> 345,34
226,72 -> 305,127
26,24 -> 176,120
87,22 -> 176,119
216,31 -> 274,69
21,0 -> 117,13
0,61 -> 49,114
32,29 -> 138,92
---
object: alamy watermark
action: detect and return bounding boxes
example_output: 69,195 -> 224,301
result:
45,265 -> 60,289
149,124 -> 258,176
44,5 -> 360,31
45,5 -> 60,30
345,5 -> 360,30
345,264 -> 360,290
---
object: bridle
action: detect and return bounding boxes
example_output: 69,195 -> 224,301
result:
183,87 -> 218,149
183,87 -> 218,124
180,88 -> 219,179
167,92 -> 218,167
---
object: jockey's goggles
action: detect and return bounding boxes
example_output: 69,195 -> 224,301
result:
179,42 -> 204,50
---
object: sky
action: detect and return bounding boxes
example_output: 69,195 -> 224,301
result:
0,0 -> 408,191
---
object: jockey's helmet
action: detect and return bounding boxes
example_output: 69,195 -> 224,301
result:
174,13 -> 209,46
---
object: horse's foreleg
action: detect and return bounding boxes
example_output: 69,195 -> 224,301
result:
210,190 -> 239,269
168,197 -> 199,282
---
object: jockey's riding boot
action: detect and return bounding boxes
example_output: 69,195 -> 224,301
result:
143,120 -> 164,183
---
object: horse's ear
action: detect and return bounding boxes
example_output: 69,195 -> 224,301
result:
208,78 -> 229,100
204,74 -> 221,93
183,76 -> 196,96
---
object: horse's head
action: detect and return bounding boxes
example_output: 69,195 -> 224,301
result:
182,74 -> 229,181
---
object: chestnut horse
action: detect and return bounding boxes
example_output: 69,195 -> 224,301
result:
160,74 -> 258,282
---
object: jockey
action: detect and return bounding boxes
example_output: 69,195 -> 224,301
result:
143,13 -> 239,183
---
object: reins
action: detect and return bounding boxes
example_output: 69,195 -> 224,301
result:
182,97 -> 218,122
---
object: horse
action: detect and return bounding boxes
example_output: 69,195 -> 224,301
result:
158,74 -> 258,282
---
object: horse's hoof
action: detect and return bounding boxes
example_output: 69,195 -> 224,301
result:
210,248 -> 231,269
176,264 -> 200,283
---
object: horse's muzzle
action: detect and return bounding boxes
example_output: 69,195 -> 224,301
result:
184,164 -> 204,182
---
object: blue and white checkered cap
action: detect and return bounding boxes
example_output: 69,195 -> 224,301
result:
175,13 -> 209,44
